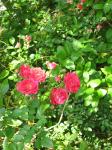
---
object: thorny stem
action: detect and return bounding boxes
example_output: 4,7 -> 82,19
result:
46,93 -> 70,131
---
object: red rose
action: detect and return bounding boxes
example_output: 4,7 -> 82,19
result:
50,88 -> 68,105
19,64 -> 31,79
81,0 -> 86,3
46,62 -> 57,70
25,35 -> 32,43
30,67 -> 46,82
16,79 -> 39,95
64,72 -> 80,93
77,3 -> 83,10
55,75 -> 61,82
67,0 -> 73,4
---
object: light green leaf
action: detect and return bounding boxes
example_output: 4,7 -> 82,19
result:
106,74 -> 112,87
72,39 -> 84,49
9,37 -> 15,45
9,119 -> 22,127
84,95 -> 93,106
101,66 -> 112,75
85,88 -> 94,95
88,79 -> 101,88
64,59 -> 75,70
108,88 -> 112,97
83,72 -> 89,82
97,89 -> 107,97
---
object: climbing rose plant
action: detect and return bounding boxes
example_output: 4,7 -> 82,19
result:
16,64 -> 80,105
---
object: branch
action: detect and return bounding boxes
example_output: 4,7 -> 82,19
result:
46,94 -> 70,131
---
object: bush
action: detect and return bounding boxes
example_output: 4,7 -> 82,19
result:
0,0 -> 112,149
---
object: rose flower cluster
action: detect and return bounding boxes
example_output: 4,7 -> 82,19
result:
50,72 -> 80,105
77,0 -> 86,10
16,65 -> 46,95
16,64 -> 80,105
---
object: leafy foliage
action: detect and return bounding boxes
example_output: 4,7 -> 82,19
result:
0,0 -> 112,149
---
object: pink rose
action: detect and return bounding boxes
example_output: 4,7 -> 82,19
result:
19,64 -> 31,79
50,88 -> 68,105
81,0 -> 86,3
55,75 -> 61,82
30,67 -> 46,82
64,72 -> 80,93
77,3 -> 83,10
67,0 -> 73,4
15,42 -> 21,48
16,79 -> 39,95
46,62 -> 57,70
24,35 -> 32,43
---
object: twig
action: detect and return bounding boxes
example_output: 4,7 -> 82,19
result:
46,94 -> 70,131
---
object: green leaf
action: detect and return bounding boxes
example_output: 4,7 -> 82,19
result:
13,134 -> 24,142
5,127 -> 15,138
9,37 -> 15,45
80,141 -> 88,150
12,107 -> 28,121
16,142 -> 24,150
0,79 -> 9,96
41,136 -> 53,148
9,119 -> 22,127
72,39 -> 84,49
36,104 -> 49,119
84,62 -> 91,71
83,72 -> 89,82
104,2 -> 112,13
108,88 -> 112,97
101,66 -> 112,75
106,74 -> 112,87
85,88 -> 94,95
57,46 -> 67,62
8,143 -> 17,150
64,59 -> 75,70
97,89 -> 107,98
107,56 -> 112,64
0,96 -> 3,107
84,95 -> 93,106
3,137 -> 8,150
93,4 -> 104,10
106,28 -> 112,42
0,70 -> 9,80
88,79 -> 101,88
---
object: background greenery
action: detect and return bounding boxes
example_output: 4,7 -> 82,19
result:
0,0 -> 112,149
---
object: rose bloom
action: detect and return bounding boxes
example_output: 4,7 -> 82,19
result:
16,79 -> 39,95
55,75 -> 61,82
96,24 -> 102,31
19,64 -> 30,79
15,42 -> 21,48
30,67 -> 46,82
64,72 -> 80,93
46,62 -> 57,70
77,3 -> 83,10
67,0 -> 73,4
25,35 -> 32,43
81,0 -> 86,3
50,88 -> 68,105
